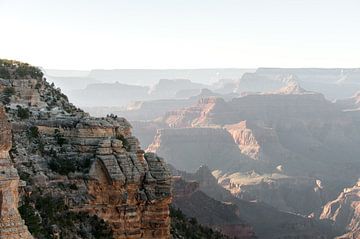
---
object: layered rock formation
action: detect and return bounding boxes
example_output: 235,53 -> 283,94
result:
147,128 -> 247,172
0,106 -> 33,239
335,91 -> 360,111
214,171 -> 326,215
0,60 -> 172,239
148,88 -> 360,216
171,165 -> 337,239
320,180 -> 360,238
172,177 -> 257,239
235,68 -> 360,100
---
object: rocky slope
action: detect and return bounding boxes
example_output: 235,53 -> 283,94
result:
0,105 -> 33,239
171,165 -> 337,239
148,89 -> 360,216
147,128 -> 248,172
0,60 -> 172,239
320,180 -> 360,238
335,91 -> 360,111
170,205 -> 233,239
172,177 -> 257,239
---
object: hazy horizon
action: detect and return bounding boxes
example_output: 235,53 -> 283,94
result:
1,0 -> 360,69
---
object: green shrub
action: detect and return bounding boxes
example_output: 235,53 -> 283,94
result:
54,129 -> 68,146
0,67 -> 10,79
49,157 -> 77,175
116,134 -> 131,151
0,87 -> 15,104
49,154 -> 91,175
3,87 -> 15,95
35,82 -> 42,89
19,194 -> 113,239
17,106 -> 30,119
15,64 -> 43,79
170,206 -> 231,239
19,202 -> 44,237
69,183 -> 78,190
27,126 -> 39,139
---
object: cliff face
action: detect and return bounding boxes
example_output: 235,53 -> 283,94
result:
335,91 -> 360,111
0,60 -> 172,239
172,176 -> 257,239
170,165 -> 337,239
320,180 -> 360,239
0,106 -> 33,239
147,127 -> 247,172
235,68 -> 360,100
155,90 -> 360,214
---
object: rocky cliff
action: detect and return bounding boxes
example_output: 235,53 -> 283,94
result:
0,105 -> 33,239
147,127 -> 248,172
172,177 -> 257,239
235,68 -> 360,100
0,60 -> 172,239
320,180 -> 360,239
170,165 -> 337,239
150,88 -> 360,216
335,91 -> 360,111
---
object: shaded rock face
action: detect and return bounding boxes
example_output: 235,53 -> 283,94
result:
0,60 -> 172,239
171,166 -> 337,239
147,127 -> 246,172
320,180 -> 360,239
172,177 -> 257,239
335,91 -> 360,111
0,106 -> 33,239
155,92 -> 360,213
214,171 -> 326,216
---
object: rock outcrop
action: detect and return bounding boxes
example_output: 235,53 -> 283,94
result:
171,165 -> 337,239
320,180 -> 360,239
335,91 -> 360,111
147,127 -> 247,172
235,68 -> 360,100
0,105 -> 33,239
149,88 -> 360,216
172,176 -> 257,239
0,60 -> 172,239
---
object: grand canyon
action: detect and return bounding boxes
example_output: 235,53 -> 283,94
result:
1,1 -> 360,238
0,59 -> 359,238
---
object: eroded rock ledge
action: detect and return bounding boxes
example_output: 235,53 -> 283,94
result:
0,106 -> 33,239
0,60 -> 172,239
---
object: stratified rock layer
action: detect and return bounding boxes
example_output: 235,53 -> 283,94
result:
154,90 -> 360,215
33,118 -> 172,239
0,60 -> 172,239
0,106 -> 33,239
320,180 -> 360,239
172,176 -> 257,239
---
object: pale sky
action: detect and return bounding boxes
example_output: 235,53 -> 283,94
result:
0,0 -> 359,69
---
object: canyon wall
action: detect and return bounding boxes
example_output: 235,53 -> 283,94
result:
0,106 -> 33,239
151,89 -> 360,217
320,180 -> 360,239
0,60 -> 172,239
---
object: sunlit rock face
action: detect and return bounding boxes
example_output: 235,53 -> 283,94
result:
0,60 -> 172,239
170,165 -> 338,239
320,180 -> 360,239
34,118 -> 172,239
151,88 -> 360,216
0,106 -> 33,239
